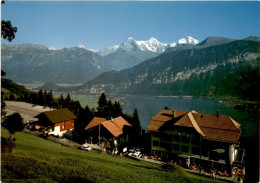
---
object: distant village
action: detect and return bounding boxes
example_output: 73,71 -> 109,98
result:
3,91 -> 246,183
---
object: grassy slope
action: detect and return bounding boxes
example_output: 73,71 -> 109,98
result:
1,128 -> 222,183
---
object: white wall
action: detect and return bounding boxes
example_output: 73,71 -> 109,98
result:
49,126 -> 67,136
229,144 -> 238,164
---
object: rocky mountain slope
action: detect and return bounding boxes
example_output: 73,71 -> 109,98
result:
1,37 -> 199,83
100,37 -> 199,70
1,44 -> 113,84
78,38 -> 260,101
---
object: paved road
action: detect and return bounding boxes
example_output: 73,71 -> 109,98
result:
5,101 -> 50,123
6,105 -> 40,117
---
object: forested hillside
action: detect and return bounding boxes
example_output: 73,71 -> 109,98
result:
79,39 -> 260,102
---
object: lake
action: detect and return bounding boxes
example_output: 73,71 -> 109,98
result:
52,93 -> 259,181
54,93 -> 258,138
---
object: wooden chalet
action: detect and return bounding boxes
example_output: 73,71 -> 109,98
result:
84,116 -> 132,151
34,108 -> 76,136
148,109 -> 245,180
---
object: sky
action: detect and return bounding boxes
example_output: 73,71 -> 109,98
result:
1,1 -> 260,50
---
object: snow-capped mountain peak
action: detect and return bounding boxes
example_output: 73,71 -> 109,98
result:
98,36 -> 199,56
119,37 -> 138,51
77,44 -> 87,49
97,44 -> 120,56
48,47 -> 58,51
75,44 -> 99,53
127,37 -> 134,40
177,36 -> 199,45
136,37 -> 167,53
148,37 -> 159,42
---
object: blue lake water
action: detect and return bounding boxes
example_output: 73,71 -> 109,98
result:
122,96 -> 258,138
55,92 -> 258,138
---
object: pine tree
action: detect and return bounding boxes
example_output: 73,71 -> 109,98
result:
65,93 -> 72,108
46,90 -> 55,108
112,101 -> 123,118
97,93 -> 108,115
106,99 -> 113,118
38,90 -> 44,105
58,94 -> 65,108
133,108 -> 141,129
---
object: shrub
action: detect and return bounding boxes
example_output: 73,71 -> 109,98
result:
63,130 -> 73,140
1,137 -> 15,153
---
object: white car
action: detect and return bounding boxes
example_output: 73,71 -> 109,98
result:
81,144 -> 92,151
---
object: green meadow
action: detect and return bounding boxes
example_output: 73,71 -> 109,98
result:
1,128 -> 222,183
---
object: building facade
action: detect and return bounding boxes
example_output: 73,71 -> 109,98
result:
84,116 -> 132,152
148,109 -> 245,180
35,108 -> 76,136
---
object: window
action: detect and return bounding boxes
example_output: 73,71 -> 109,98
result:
160,142 -> 168,148
172,144 -> 180,151
192,135 -> 200,145
173,134 -> 180,142
181,145 -> 189,153
61,125 -> 65,130
160,133 -> 171,142
181,134 -> 189,143
153,132 -> 160,137
153,140 -> 159,147
192,147 -> 200,155
166,143 -> 172,152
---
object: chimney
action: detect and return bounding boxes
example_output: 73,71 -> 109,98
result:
217,110 -> 220,116
172,109 -> 175,118
110,117 -> 113,121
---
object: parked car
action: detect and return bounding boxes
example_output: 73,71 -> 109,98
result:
128,148 -> 135,153
128,147 -> 144,157
81,144 -> 92,151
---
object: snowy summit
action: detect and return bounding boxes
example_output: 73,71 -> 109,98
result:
177,36 -> 199,45
48,47 -> 58,51
77,44 -> 87,49
98,36 -> 199,56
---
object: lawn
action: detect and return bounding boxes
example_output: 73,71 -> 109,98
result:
1,128 -> 222,183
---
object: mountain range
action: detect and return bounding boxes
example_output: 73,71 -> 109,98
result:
2,36 -> 260,101
98,36 -> 199,56
78,37 -> 260,101
99,36 -> 199,70
1,36 -> 199,83
1,44 -> 113,84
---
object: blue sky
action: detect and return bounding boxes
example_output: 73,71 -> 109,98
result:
2,1 -> 260,50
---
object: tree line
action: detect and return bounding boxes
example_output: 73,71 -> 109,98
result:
2,89 -> 142,144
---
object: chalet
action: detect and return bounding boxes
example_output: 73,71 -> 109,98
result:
84,116 -> 132,152
34,108 -> 76,136
147,109 -> 245,179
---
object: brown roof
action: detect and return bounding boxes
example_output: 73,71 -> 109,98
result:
102,117 -> 132,137
148,109 -> 241,144
147,109 -> 186,131
36,108 -> 76,124
84,117 -> 107,130
85,116 -> 132,137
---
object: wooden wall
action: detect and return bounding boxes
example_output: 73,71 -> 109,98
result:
54,120 -> 74,132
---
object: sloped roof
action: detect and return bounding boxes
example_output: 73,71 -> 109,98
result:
102,117 -> 132,137
147,109 -> 186,131
36,108 -> 76,124
148,109 -> 241,144
85,116 -> 132,137
84,117 -> 107,130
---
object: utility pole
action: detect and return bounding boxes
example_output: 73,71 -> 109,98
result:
99,123 -> 101,152
200,135 -> 202,174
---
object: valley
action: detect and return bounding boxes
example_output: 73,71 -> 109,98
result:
5,36 -> 259,110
